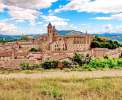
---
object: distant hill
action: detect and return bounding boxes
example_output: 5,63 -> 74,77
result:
0,34 -> 21,41
0,34 -> 39,41
57,30 -> 83,35
96,33 -> 122,42
58,31 -> 122,42
0,32 -> 122,42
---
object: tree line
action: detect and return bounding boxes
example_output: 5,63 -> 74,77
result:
90,36 -> 120,49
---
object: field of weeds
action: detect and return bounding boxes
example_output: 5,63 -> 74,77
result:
0,77 -> 122,100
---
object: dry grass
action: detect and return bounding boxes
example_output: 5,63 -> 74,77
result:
0,77 -> 122,100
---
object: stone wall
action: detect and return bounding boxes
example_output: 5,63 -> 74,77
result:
0,59 -> 39,69
91,48 -> 122,58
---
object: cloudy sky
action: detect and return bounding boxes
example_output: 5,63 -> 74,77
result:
0,0 -> 122,35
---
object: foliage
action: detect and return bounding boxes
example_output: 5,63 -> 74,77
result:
62,60 -> 72,68
20,62 -> 39,70
41,60 -> 59,69
72,53 -> 91,66
91,36 -> 120,49
29,48 -> 39,52
87,58 -> 122,69
20,53 -> 122,70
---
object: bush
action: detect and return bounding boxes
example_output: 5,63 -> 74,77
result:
62,60 -> 72,68
29,48 -> 39,52
87,58 -> 122,69
117,58 -> 122,68
41,60 -> 59,69
72,53 -> 91,66
20,62 -> 39,70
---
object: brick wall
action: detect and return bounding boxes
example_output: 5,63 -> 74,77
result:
0,59 -> 39,69
91,48 -> 122,58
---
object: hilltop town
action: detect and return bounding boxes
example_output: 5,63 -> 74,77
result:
0,23 -> 122,68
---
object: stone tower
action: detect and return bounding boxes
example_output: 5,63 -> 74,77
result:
47,22 -> 53,43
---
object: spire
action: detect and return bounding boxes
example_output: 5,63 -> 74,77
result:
53,26 -> 55,29
53,26 -> 56,31
48,22 -> 52,28
86,30 -> 87,34
49,22 -> 52,26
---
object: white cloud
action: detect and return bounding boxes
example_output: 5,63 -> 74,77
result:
0,22 -> 18,34
95,13 -> 122,21
0,0 -> 6,12
88,24 -> 122,34
6,0 -> 58,9
102,24 -> 122,33
8,6 -> 40,22
42,15 -> 69,26
55,0 -> 122,14
0,0 -> 58,22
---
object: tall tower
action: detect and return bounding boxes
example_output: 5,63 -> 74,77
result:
53,26 -> 58,36
47,22 -> 53,43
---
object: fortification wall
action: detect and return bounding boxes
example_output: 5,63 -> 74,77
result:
91,48 -> 122,58
0,59 -> 39,69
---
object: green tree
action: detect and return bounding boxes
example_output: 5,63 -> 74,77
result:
91,36 -> 120,49
41,60 -> 59,69
29,48 -> 38,52
72,53 -> 91,66
90,41 -> 101,48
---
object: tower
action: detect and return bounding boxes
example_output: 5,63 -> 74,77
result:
53,25 -> 57,36
85,30 -> 88,44
47,22 -> 53,43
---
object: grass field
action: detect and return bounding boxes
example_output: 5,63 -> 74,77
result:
0,76 -> 122,100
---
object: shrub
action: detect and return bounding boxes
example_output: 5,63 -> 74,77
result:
62,60 -> 72,68
117,58 -> 122,68
87,58 -> 121,69
72,53 -> 91,66
20,62 -> 30,70
29,48 -> 39,52
41,60 -> 59,69
20,62 -> 39,70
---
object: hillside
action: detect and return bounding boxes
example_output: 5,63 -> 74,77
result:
58,31 -> 122,42
57,30 -> 83,35
0,34 -> 21,41
96,33 -> 122,42
0,32 -> 122,42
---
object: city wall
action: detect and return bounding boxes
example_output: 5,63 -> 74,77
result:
0,59 -> 39,69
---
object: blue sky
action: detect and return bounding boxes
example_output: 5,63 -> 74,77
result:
0,0 -> 122,35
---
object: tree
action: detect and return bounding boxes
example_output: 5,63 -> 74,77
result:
91,36 -> 120,49
90,41 -> 101,48
72,53 -> 92,66
29,48 -> 38,52
41,60 -> 59,69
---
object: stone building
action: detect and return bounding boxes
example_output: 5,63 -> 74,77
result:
36,23 -> 92,53
0,23 -> 122,68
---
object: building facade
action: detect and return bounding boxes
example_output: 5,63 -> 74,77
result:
36,23 -> 92,53
0,23 -> 122,68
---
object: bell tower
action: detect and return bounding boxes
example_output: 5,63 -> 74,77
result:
47,22 -> 53,42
